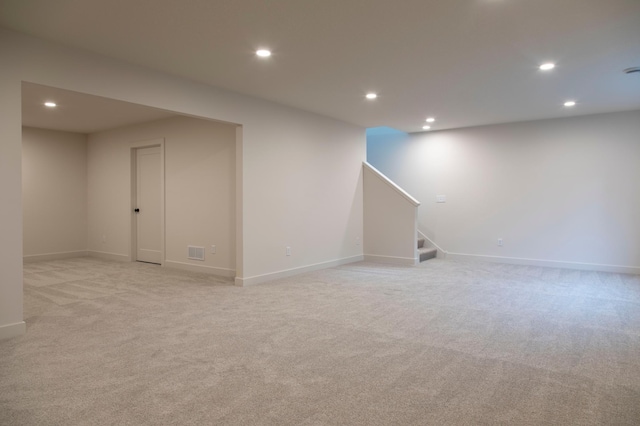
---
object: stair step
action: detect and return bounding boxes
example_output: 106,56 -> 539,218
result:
417,238 -> 425,249
418,247 -> 437,262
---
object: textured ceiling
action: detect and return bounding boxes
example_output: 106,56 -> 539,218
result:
3,0 -> 640,133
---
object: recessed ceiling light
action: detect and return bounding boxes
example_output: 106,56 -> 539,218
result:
564,100 -> 576,107
422,125 -> 431,130
256,49 -> 271,58
426,117 -> 435,123
365,93 -> 377,100
539,63 -> 555,71
44,101 -> 57,107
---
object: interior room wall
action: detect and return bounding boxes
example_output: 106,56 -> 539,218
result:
367,110 -> 640,273
363,163 -> 418,265
240,113 -> 364,285
87,116 -> 236,276
22,127 -> 88,260
0,61 -> 24,339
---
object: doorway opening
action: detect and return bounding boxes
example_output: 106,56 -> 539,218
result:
20,82 -> 240,282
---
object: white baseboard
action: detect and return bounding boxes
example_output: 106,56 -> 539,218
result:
87,251 -> 130,262
446,252 -> 640,275
236,255 -> 364,287
364,254 -> 418,266
163,260 -> 235,278
23,251 -> 88,263
0,321 -> 26,340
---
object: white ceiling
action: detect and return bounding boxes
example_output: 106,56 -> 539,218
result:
3,0 -> 640,133
22,83 -> 178,133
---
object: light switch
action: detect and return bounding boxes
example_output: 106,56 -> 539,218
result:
436,195 -> 446,203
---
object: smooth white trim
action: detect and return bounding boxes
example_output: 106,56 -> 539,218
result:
23,251 -> 88,263
87,251 -> 130,262
235,255 -> 364,286
364,254 -> 418,266
363,162 -> 420,207
446,252 -> 640,275
163,260 -> 235,277
417,230 -> 447,259
0,322 -> 26,340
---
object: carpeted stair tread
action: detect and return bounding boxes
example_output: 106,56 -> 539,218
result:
417,238 -> 425,249
418,246 -> 437,262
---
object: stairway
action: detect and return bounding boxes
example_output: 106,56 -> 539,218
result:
418,237 -> 437,262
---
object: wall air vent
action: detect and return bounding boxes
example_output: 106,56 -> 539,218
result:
188,246 -> 205,261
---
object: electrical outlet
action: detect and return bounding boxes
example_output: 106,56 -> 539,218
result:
211,245 -> 216,254
286,246 -> 291,256
356,237 -> 360,246
102,234 -> 106,243
497,238 -> 503,246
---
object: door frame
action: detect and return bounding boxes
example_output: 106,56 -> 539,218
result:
130,138 -> 165,264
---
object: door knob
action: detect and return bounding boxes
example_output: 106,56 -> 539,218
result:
134,208 -> 140,213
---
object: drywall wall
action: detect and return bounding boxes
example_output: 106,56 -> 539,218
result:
363,163 -> 419,265
0,26 -> 364,335
367,110 -> 640,273
0,53 -> 24,339
22,127 -> 88,260
239,111 -> 364,285
87,116 -> 236,276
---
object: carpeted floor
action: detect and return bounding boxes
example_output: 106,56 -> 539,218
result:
1,257 -> 639,425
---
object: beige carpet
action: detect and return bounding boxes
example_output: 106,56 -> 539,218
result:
1,257 -> 639,425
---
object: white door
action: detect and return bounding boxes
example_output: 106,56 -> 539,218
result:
135,146 -> 162,264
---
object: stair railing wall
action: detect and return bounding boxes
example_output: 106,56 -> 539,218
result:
363,162 -> 420,265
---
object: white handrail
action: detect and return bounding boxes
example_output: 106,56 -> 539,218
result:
363,162 -> 420,207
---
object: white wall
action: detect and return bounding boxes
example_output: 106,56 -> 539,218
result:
363,163 -> 419,265
22,127 -> 87,260
240,113 -> 364,284
367,110 -> 640,273
0,44 -> 24,339
0,28 -> 364,337
87,116 -> 236,276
